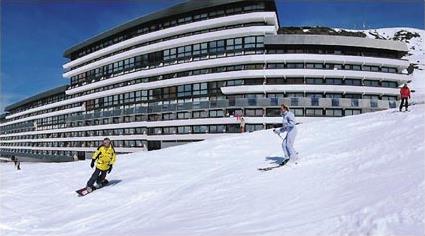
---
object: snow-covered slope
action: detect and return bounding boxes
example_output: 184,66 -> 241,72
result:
1,105 -> 424,236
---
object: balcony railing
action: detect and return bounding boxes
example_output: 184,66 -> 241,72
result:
0,150 -> 73,162
67,97 -> 397,121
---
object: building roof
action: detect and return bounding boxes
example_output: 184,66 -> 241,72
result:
4,85 -> 68,112
0,113 -> 7,120
264,34 -> 408,52
63,0 -> 275,58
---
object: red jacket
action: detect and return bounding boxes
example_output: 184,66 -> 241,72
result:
400,87 -> 411,99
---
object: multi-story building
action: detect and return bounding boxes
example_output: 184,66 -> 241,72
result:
0,0 -> 410,161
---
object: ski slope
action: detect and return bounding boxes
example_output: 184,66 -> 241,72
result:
1,105 -> 424,236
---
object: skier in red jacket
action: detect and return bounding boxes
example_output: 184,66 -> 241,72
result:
399,84 -> 411,112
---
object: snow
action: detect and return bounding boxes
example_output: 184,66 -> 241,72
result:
1,105 -> 425,236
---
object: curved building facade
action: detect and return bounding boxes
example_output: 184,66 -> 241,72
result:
0,0 -> 411,161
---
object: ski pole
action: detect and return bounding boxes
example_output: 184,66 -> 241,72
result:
274,130 -> 287,141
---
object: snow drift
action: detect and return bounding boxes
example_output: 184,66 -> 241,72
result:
1,105 -> 424,236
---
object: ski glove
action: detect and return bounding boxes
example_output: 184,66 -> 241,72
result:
90,159 -> 95,168
108,165 -> 113,174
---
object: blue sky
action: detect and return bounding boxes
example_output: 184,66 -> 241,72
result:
1,0 -> 424,112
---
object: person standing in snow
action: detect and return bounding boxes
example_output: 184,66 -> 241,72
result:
86,137 -> 116,191
273,104 -> 298,165
399,84 -> 411,112
240,116 -> 246,133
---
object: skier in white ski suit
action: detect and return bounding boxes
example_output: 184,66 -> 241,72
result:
274,104 -> 297,163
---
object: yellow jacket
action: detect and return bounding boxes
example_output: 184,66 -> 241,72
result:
92,145 -> 116,171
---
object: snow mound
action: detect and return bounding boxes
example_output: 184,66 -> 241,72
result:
1,105 -> 425,236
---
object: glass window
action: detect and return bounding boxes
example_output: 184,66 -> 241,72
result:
193,125 -> 208,133
364,80 -> 380,87
325,78 -> 343,85
325,109 -> 343,117
178,126 -> 191,134
345,109 -> 361,116
305,108 -> 323,116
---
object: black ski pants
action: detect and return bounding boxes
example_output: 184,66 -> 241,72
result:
399,98 -> 409,111
87,168 -> 107,187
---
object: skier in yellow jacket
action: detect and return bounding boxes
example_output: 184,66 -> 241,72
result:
86,138 -> 116,190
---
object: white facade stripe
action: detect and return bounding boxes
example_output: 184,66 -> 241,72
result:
0,117 -> 288,138
63,26 -> 277,78
63,12 -> 278,69
0,106 -> 84,127
221,84 -> 400,95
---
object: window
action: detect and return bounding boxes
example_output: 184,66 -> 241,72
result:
210,125 -> 226,133
193,125 -> 208,133
209,40 -> 225,57
178,126 -> 191,134
325,78 -> 343,85
162,87 -> 177,100
345,109 -> 361,116
306,63 -> 323,69
162,113 -> 176,120
382,81 -> 398,88
266,108 -> 281,117
363,65 -> 371,71
306,78 -> 323,84
209,110 -> 224,117
370,66 -> 379,72
352,65 -> 361,71
226,37 -> 243,55
192,83 -> 208,96
326,64 -> 342,70
290,97 -> 299,106
364,95 -> 379,100
325,109 -> 343,117
363,80 -> 380,87
345,79 -> 362,86
343,94 -> 359,100
286,78 -> 304,84
388,67 -> 397,73
351,99 -> 359,107
177,112 -> 190,119
305,108 -> 323,116
245,109 -> 264,117
163,127 -> 177,134
292,108 -> 304,116
267,78 -> 285,85
244,36 -> 256,49
123,92 -> 135,103
177,84 -> 192,97
287,63 -> 304,69
163,48 -> 176,62
227,80 -> 244,86
382,96 -> 397,101
246,124 -> 263,132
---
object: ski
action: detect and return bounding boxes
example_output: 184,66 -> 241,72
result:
258,159 -> 289,171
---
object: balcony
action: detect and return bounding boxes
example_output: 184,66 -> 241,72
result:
67,97 -> 397,121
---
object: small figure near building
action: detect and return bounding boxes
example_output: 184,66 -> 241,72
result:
240,117 -> 246,133
399,84 -> 411,112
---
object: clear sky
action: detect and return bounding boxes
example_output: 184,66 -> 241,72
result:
1,0 -> 424,112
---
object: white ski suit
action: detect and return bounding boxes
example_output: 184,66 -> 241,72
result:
278,111 -> 297,160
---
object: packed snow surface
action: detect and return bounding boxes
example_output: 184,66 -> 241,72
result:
1,105 -> 425,236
